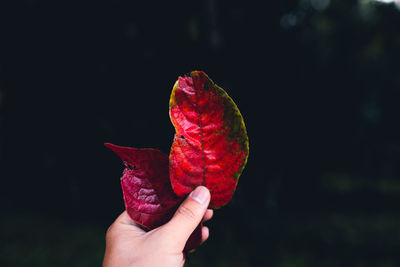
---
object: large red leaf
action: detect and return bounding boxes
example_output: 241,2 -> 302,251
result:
105,143 -> 181,229
105,143 -> 202,251
169,71 -> 249,209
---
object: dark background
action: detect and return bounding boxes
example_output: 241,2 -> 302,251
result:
1,0 -> 400,266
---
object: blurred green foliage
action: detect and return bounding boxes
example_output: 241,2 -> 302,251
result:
0,214 -> 105,267
3,210 -> 400,266
2,0 -> 400,266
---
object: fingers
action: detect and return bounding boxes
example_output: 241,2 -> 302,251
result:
115,211 -> 134,224
187,226 -> 210,253
110,210 -> 146,236
201,226 -> 209,244
202,209 -> 213,223
115,211 -> 140,227
161,186 -> 211,248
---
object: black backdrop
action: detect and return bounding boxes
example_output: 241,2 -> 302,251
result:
1,1 -> 400,266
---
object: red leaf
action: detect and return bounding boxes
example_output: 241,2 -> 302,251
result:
169,71 -> 249,209
105,143 -> 202,251
105,143 -> 181,229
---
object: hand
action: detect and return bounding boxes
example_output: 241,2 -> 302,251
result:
103,186 -> 213,267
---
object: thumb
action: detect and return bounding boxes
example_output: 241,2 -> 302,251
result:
161,186 -> 210,248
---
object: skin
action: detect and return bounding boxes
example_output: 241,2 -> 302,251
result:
103,186 -> 213,267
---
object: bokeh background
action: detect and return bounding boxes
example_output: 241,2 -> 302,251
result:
2,0 -> 400,266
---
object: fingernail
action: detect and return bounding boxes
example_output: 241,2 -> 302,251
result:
189,186 -> 209,205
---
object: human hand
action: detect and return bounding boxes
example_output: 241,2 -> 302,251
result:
103,186 -> 213,267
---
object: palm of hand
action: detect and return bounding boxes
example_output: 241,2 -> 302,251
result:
103,211 -> 186,267
103,208 -> 213,267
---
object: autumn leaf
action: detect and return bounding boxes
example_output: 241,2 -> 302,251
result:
104,143 -> 181,229
169,71 -> 249,209
105,70 -> 249,252
105,142 -> 202,251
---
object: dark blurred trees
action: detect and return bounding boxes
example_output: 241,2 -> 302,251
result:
1,0 -> 400,266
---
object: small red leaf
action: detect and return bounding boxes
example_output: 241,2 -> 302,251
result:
105,142 -> 202,251
169,71 -> 249,209
105,143 -> 181,229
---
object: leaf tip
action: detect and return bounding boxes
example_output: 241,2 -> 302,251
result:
104,142 -> 129,162
104,142 -> 119,152
104,142 -> 112,148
